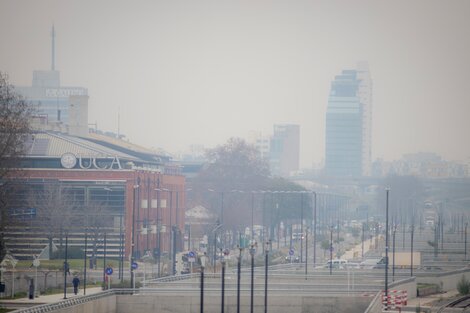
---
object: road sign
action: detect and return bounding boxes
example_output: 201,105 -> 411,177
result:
106,267 -> 113,275
131,262 -> 138,270
188,251 -> 196,263
289,249 -> 294,256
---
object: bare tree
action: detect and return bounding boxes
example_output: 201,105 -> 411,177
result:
0,71 -> 32,179
83,201 -> 108,268
27,182 -> 75,258
0,72 -> 33,259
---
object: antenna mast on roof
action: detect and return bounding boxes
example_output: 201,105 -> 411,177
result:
117,107 -> 120,138
51,24 -> 56,70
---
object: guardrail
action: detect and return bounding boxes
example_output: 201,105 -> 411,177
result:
10,290 -> 120,313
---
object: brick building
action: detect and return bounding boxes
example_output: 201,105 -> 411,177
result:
3,131 -> 185,262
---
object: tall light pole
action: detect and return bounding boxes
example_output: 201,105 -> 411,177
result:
221,249 -> 226,313
83,227 -> 87,295
329,226 -> 333,275
130,183 -> 139,288
384,188 -> 390,309
264,240 -> 270,313
154,186 -> 168,278
251,192 -> 255,243
313,191 -> 317,268
250,243 -> 256,313
305,227 -> 308,280
200,253 -> 207,313
63,233 -> 68,299
361,222 -> 365,260
102,232 -> 107,289
237,246 -> 244,313
392,224 -> 397,281
410,224 -> 415,277
300,192 -> 304,263
465,222 -> 468,260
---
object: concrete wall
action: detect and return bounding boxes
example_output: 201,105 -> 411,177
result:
116,294 -> 371,313
417,268 -> 470,292
364,269 -> 470,313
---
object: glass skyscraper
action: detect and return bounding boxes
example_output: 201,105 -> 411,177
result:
325,63 -> 372,177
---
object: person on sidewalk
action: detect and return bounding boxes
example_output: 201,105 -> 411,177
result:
72,275 -> 80,295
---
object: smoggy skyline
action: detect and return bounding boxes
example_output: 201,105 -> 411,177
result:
1,0 -> 469,167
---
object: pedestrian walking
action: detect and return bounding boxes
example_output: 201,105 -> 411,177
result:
72,275 -> 80,295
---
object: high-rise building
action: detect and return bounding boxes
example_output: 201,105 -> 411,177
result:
15,26 -> 89,137
247,130 -> 270,160
270,124 -> 300,177
325,63 -> 372,177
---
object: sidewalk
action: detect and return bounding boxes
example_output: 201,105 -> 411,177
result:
0,287 -> 104,306
404,289 -> 460,309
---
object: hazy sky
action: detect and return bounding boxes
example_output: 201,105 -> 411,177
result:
1,0 -> 469,167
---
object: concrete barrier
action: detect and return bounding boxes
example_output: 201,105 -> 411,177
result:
116,293 -> 371,313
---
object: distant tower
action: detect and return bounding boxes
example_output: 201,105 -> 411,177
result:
325,63 -> 372,177
51,25 -> 55,71
270,124 -> 300,177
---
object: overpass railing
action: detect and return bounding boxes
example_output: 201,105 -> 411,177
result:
10,290 -> 120,313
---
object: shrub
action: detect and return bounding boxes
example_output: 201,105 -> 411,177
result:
457,275 -> 470,295
52,247 -> 84,259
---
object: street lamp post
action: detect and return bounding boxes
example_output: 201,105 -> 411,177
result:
305,228 -> 308,279
264,240 -> 270,313
102,232 -> 107,289
385,188 -> 390,309
130,183 -> 139,288
361,222 -> 365,260
221,250 -> 226,313
392,224 -> 397,281
200,253 -> 207,313
237,246 -> 243,313
465,223 -> 468,260
63,233 -> 68,299
154,186 -> 168,278
300,192 -> 304,263
410,223 -> 415,277
83,228 -> 87,295
313,191 -> 317,268
250,243 -> 256,313
251,192 -> 255,243
329,226 -> 333,275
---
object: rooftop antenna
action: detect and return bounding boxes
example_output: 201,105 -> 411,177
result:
51,24 -> 55,70
117,107 -> 120,138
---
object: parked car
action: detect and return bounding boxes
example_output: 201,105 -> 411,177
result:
285,255 -> 300,263
324,259 -> 348,269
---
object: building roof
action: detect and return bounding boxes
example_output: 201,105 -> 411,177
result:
24,131 -> 139,160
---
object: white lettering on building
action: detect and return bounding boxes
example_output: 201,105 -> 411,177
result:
45,88 -> 87,98
78,156 -> 122,170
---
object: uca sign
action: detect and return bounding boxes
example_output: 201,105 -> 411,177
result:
78,155 -> 122,170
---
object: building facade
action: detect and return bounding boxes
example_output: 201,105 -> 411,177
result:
270,124 -> 300,177
4,131 -> 185,263
15,26 -> 89,137
325,63 -> 372,177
